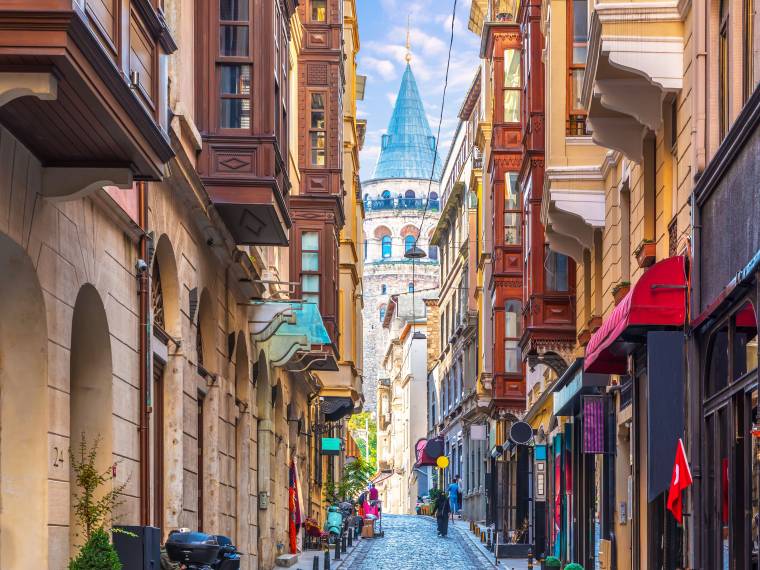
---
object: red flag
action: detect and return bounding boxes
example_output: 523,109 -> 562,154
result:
666,438 -> 693,524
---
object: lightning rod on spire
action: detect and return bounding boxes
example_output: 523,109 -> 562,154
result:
405,14 -> 412,63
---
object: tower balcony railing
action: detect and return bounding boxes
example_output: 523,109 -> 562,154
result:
364,197 -> 440,211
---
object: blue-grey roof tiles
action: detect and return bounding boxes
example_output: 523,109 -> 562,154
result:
371,64 -> 443,181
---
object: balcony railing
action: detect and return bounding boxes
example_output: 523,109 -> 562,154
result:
364,197 -> 440,211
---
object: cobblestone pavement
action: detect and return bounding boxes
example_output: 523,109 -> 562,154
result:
342,514 -> 494,569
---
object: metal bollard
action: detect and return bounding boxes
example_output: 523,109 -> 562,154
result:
348,530 -> 353,547
324,549 -> 331,570
527,549 -> 533,569
486,530 -> 492,551
335,538 -> 341,560
342,535 -> 347,553
313,554 -> 320,570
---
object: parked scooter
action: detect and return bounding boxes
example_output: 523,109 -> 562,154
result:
165,531 -> 241,570
325,505 -> 344,539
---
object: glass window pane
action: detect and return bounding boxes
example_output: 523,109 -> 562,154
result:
302,231 -> 319,251
311,110 -> 325,129
302,275 -> 320,293
505,340 -> 520,373
220,0 -> 248,21
707,326 -> 729,397
311,132 -> 326,165
382,236 -> 392,258
312,0 -> 326,21
505,213 -> 521,244
311,93 -> 325,109
504,90 -> 520,123
570,69 -> 585,111
405,235 -> 415,252
220,98 -> 250,129
302,252 -> 319,272
735,301 -> 758,379
504,49 -> 520,87
220,25 -> 249,56
220,64 -> 251,95
572,0 -> 589,63
505,173 -> 520,208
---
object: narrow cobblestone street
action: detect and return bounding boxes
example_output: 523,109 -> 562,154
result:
343,515 -> 495,569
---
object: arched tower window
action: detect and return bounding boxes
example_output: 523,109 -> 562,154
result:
380,304 -> 387,321
404,235 -> 416,253
381,284 -> 387,294
408,282 -> 415,293
381,235 -> 392,258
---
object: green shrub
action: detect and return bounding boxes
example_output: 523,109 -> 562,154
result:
68,528 -> 121,570
544,556 -> 561,568
565,564 -> 585,570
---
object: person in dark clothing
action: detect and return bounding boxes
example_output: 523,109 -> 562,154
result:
433,492 -> 451,537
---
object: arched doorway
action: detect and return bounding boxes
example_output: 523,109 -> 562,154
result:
0,234 -> 48,568
69,284 -> 113,551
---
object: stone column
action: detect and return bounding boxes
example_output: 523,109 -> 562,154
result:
164,348 -> 185,533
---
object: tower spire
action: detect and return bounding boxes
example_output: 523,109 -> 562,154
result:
405,15 -> 412,63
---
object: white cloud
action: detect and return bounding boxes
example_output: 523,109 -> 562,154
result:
360,56 -> 397,81
386,92 -> 397,106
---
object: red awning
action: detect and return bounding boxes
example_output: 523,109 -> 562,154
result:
584,256 -> 687,374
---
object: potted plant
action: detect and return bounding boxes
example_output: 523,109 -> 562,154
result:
68,434 -> 129,570
612,281 -> 630,305
635,239 -> 656,268
543,556 -> 561,569
565,564 -> 585,570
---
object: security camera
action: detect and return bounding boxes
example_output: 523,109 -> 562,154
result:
135,259 -> 148,274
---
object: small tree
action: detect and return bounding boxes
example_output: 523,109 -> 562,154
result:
68,434 -> 129,570
337,457 -> 375,501
69,528 -> 121,570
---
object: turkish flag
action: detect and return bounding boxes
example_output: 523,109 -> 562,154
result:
666,438 -> 693,524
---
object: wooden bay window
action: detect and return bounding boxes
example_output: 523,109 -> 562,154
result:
504,172 -> 521,245
503,49 -> 521,123
218,0 -> 252,129
567,0 -> 589,135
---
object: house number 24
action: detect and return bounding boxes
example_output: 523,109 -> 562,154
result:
52,446 -> 65,468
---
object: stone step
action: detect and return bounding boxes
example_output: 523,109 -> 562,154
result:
275,553 -> 300,567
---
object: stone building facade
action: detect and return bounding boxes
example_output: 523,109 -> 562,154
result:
0,1 -> 364,569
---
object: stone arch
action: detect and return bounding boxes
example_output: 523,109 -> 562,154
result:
373,225 -> 392,239
153,234 -> 181,339
400,225 -> 419,239
0,234 -> 48,569
69,284 -> 113,551
197,288 -> 217,373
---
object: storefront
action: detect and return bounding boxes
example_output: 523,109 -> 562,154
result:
691,87 -> 760,570
549,359 -> 611,567
583,256 -> 688,569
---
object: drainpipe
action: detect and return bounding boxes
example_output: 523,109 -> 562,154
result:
138,180 -> 151,526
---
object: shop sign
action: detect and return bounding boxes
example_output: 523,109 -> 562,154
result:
321,437 -> 341,456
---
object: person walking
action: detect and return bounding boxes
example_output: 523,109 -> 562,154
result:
447,476 -> 461,520
433,492 -> 451,537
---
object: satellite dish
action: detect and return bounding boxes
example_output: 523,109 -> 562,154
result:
509,421 -> 533,445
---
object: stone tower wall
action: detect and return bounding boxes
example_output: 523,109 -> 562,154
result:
361,177 -> 440,411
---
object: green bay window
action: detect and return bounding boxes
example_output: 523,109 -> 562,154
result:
218,0 -> 252,129
310,93 -> 327,166
301,232 -> 320,307
503,49 -> 521,123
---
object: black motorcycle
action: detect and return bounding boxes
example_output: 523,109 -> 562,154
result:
165,531 -> 241,570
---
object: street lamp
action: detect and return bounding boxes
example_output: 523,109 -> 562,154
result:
404,245 -> 427,259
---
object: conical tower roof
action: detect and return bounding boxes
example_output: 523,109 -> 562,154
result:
371,64 -> 442,181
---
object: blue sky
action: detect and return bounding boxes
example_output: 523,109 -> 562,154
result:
356,0 -> 481,180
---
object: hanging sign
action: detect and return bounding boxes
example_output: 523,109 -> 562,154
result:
436,456 -> 450,469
